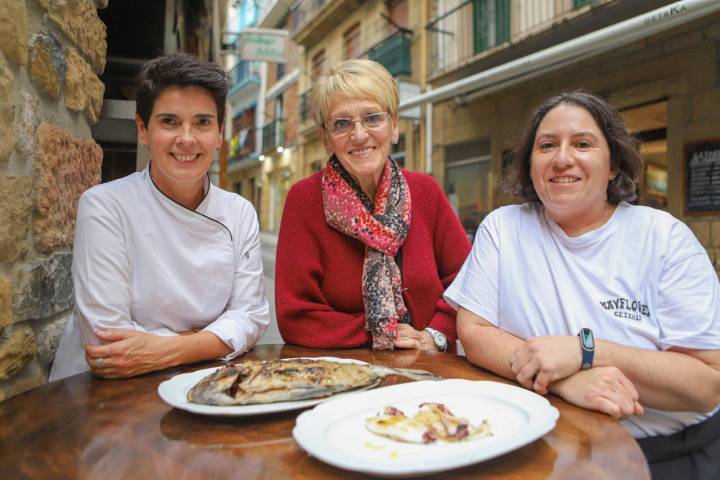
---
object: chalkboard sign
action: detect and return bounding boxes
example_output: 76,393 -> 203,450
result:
686,140 -> 720,212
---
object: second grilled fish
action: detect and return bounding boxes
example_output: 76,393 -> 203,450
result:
187,358 -> 441,406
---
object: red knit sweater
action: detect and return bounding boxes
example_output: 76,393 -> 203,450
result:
275,169 -> 471,351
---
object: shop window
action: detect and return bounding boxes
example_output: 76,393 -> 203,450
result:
621,101 -> 668,209
445,139 -> 492,239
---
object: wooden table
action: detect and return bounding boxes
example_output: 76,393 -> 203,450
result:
0,345 -> 649,479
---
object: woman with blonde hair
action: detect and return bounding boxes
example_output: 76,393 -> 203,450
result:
276,59 -> 469,352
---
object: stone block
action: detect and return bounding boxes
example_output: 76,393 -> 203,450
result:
0,324 -> 36,381
0,0 -> 28,65
34,312 -> 70,367
0,53 -> 16,162
34,123 -> 102,253
0,359 -> 46,402
18,260 -> 72,319
15,92 -> 40,162
38,0 -> 107,73
0,176 -> 33,263
29,34 -> 64,99
13,254 -> 73,322
0,276 -> 10,332
688,221 -> 710,246
64,47 -> 105,123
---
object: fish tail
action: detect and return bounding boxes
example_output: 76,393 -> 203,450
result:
374,366 -> 442,381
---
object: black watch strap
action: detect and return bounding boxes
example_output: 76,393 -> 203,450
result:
578,328 -> 595,370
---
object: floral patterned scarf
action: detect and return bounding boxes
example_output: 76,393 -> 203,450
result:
321,155 -> 411,350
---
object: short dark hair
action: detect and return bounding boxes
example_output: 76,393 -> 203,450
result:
502,91 -> 643,203
135,53 -> 228,128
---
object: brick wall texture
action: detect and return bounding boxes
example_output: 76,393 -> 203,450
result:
0,0 -> 106,400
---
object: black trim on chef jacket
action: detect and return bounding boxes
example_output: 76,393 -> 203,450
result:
148,163 -> 233,242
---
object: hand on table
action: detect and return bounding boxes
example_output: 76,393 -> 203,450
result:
393,323 -> 438,352
85,329 -> 174,379
510,336 -> 582,394
551,366 -> 644,419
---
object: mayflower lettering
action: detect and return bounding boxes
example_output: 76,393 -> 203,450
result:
599,297 -> 650,322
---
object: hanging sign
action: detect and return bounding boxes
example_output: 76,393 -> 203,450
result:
239,28 -> 288,63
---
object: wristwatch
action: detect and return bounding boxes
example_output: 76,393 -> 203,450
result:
424,327 -> 448,352
578,328 -> 595,370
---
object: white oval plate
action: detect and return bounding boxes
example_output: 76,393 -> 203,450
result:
293,379 -> 559,477
157,357 -> 367,416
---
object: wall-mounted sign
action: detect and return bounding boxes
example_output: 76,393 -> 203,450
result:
685,139 -> 720,212
240,28 -> 288,63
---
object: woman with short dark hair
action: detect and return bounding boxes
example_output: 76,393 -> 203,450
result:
446,91 -> 720,478
50,53 -> 269,380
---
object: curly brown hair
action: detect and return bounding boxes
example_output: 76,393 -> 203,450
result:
502,91 -> 643,203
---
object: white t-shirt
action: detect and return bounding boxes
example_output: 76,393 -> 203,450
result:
445,202 -> 720,438
50,168 -> 270,381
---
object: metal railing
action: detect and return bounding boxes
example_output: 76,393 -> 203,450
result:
367,30 -> 412,78
262,118 -> 285,151
228,128 -> 256,162
228,60 -> 260,90
427,0 -> 598,77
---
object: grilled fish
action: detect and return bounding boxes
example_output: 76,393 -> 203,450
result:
187,358 -> 440,406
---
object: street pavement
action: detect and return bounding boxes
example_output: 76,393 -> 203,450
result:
258,232 -> 284,345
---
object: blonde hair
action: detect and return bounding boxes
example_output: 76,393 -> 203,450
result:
311,59 -> 399,128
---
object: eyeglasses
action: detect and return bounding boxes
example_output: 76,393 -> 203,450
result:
325,112 -> 390,136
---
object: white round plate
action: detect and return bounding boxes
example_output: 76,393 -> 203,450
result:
157,357 -> 367,416
293,379 -> 559,477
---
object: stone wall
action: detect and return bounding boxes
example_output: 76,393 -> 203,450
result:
0,0 -> 106,401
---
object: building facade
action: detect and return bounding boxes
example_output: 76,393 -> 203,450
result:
422,0 -> 720,271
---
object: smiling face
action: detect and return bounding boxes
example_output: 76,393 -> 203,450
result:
321,95 -> 398,190
530,103 -> 614,227
135,85 -> 222,204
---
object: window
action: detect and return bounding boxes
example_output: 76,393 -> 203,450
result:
473,0 -> 510,53
343,22 -> 361,59
621,101 -> 668,210
311,49 -> 325,80
445,139 -> 492,239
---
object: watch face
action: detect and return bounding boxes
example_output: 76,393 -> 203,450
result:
580,329 -> 594,349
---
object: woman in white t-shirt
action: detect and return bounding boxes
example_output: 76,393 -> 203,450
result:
445,91 -> 720,479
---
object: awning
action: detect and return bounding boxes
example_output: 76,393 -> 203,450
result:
400,0 -> 720,111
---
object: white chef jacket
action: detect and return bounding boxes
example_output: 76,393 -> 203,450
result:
50,168 -> 269,381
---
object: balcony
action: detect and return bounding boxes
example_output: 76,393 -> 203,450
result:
427,0 -> 609,79
368,31 -> 412,78
228,60 -> 260,97
228,128 -> 256,163
290,0 -> 360,47
262,118 -> 285,152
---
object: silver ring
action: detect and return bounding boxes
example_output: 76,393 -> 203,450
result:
95,357 -> 104,369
